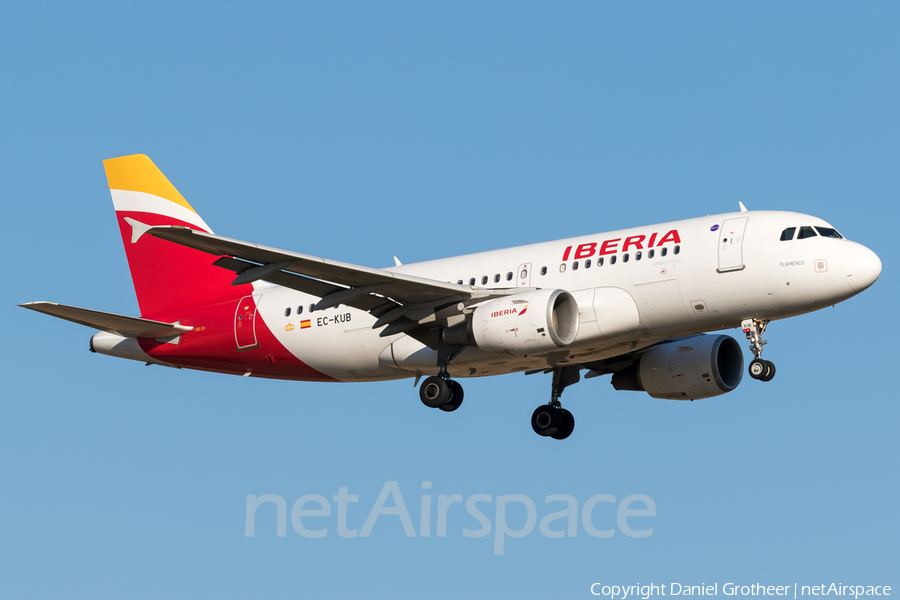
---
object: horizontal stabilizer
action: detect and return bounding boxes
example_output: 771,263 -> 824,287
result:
19,302 -> 192,339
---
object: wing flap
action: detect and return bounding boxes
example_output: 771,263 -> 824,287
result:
213,257 -> 401,315
19,302 -> 192,339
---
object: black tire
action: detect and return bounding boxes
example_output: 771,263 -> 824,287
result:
748,358 -> 767,380
420,376 -> 451,408
550,409 -> 575,440
440,380 -> 464,412
760,360 -> 776,382
531,405 -> 562,437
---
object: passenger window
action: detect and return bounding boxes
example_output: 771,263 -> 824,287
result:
481,276 -> 488,285
661,247 -> 668,257
610,255 -> 617,265
635,251 -> 642,261
457,279 -> 463,285
309,304 -> 315,312
598,257 -> 604,266
674,245 -> 680,255
815,226 -> 843,239
469,278 -> 476,286
284,307 -> 291,317
798,226 -> 818,239
573,261 -> 579,271
540,266 -> 547,276
648,249 -> 655,259
623,253 -> 629,263
520,269 -> 528,279
507,272 -> 513,281
585,259 -> 591,269
494,274 -> 501,283
559,264 -> 566,273
297,305 -> 303,315
780,227 -> 796,241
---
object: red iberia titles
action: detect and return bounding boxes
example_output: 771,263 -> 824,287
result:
561,229 -> 681,261
491,305 -> 529,318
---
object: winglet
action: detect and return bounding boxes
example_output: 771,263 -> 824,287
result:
739,201 -> 748,212
123,217 -> 152,244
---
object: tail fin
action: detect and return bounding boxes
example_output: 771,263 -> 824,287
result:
104,154 -> 235,317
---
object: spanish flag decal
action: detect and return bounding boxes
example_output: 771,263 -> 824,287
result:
300,320 -> 311,329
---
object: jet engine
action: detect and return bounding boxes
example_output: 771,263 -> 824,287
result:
611,334 -> 743,400
443,289 -> 579,357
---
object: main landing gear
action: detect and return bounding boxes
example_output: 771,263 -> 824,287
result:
743,318 -> 776,382
531,366 -> 580,440
419,370 -> 464,412
419,340 -> 465,412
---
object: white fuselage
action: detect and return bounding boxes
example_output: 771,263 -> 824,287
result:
256,210 -> 880,382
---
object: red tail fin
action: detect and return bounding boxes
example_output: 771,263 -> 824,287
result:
104,154 -> 236,317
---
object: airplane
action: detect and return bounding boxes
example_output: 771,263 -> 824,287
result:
20,154 -> 882,440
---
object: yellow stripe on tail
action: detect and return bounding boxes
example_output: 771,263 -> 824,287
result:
103,154 -> 198,214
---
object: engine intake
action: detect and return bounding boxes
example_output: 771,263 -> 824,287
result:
443,289 -> 579,357
611,334 -> 743,400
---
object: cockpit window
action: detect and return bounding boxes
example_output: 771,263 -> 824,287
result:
798,226 -> 818,240
815,226 -> 843,239
780,227 -> 796,241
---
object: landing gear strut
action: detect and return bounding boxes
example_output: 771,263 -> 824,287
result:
742,318 -> 776,382
531,366 -> 579,440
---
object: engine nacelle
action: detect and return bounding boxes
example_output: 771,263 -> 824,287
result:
444,289 -> 579,357
611,334 -> 743,400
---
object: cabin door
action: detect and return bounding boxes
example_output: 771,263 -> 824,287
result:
717,217 -> 748,273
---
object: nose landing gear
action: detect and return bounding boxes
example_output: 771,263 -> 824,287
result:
743,318 -> 776,382
531,366 -> 580,440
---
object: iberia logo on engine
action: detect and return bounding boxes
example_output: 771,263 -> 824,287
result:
491,305 -> 528,318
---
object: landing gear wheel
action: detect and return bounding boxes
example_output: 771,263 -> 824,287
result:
439,380 -> 464,412
531,405 -> 562,437
749,358 -> 767,380
760,360 -> 776,382
550,409 -> 575,440
420,376 -> 451,408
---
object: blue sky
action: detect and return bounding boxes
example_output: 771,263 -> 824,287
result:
1,2 -> 897,598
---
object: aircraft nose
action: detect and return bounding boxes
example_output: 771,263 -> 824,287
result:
847,244 -> 882,292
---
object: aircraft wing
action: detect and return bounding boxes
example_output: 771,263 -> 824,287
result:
19,302 -> 192,339
147,227 -> 468,303
146,226 -> 526,338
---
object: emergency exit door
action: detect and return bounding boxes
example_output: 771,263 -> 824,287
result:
517,263 -> 532,287
717,217 -> 748,273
